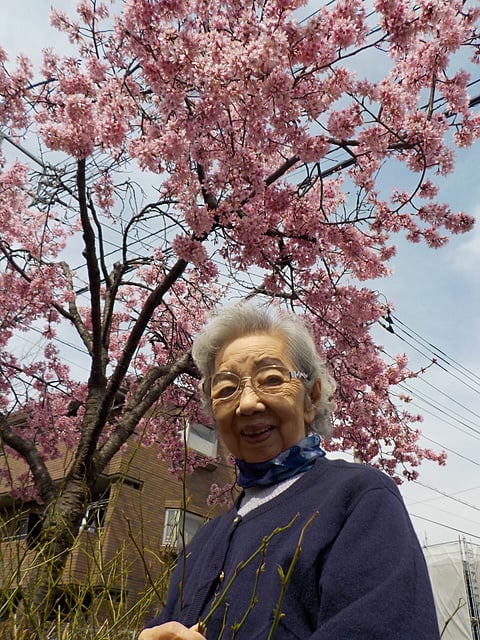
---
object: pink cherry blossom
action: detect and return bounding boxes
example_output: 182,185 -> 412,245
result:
0,3 -> 477,582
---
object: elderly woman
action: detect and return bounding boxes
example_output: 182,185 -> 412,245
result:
140,304 -> 440,640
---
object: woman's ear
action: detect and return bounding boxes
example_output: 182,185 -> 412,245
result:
304,379 -> 322,424
310,379 -> 322,404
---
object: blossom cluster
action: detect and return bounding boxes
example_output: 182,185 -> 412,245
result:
0,0 -> 479,487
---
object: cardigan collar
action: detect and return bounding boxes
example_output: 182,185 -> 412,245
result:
235,434 -> 325,489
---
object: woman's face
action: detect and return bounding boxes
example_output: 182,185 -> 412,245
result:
211,332 -> 317,463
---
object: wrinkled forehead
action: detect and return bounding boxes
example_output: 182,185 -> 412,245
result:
214,332 -> 293,373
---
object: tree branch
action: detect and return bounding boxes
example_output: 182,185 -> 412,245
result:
93,350 -> 196,471
0,413 -> 57,504
77,158 -> 107,387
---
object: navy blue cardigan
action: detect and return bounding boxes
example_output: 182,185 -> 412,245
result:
146,457 -> 440,639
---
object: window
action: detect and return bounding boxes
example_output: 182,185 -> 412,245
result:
162,508 -> 205,549
1,511 -> 41,547
1,514 -> 29,541
79,498 -> 108,534
186,423 -> 217,457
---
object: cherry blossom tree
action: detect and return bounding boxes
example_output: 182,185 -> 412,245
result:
0,0 -> 479,625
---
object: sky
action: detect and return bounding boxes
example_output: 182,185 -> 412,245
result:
1,1 -> 479,549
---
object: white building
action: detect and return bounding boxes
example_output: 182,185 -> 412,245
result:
424,539 -> 479,639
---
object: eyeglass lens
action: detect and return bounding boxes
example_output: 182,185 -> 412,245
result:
211,366 -> 298,400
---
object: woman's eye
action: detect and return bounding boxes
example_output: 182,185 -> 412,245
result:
258,372 -> 285,387
212,376 -> 239,399
216,384 -> 236,398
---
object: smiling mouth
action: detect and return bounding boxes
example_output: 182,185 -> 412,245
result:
241,426 -> 274,437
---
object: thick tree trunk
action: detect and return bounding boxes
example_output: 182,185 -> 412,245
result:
21,480 -> 90,636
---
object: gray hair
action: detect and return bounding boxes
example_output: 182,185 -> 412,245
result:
192,303 -> 336,437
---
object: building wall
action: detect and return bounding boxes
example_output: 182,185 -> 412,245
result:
0,432 -> 235,625
424,540 -> 480,640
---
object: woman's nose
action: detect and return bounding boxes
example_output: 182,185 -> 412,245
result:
235,381 -> 265,415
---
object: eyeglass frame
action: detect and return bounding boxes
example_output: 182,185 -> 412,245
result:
210,364 -> 311,403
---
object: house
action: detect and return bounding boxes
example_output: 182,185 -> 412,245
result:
0,421 -> 235,632
424,539 -> 480,640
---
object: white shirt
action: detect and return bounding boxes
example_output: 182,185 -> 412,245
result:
237,475 -> 302,517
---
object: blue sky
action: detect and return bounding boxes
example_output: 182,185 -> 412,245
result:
1,1 -> 480,547
370,151 -> 480,545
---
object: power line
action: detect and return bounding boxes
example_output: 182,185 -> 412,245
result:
420,435 -> 480,467
391,391 -> 480,442
390,313 -> 480,388
416,518 -> 480,542
409,501 -> 480,533
409,513 -> 480,541
396,382 -> 480,437
379,311 -> 480,444
413,480 -> 480,513
415,375 -> 480,423
11,325 -> 91,372
408,484 -> 480,507
385,327 -> 480,398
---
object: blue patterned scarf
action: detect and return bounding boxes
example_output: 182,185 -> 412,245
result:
235,434 -> 326,489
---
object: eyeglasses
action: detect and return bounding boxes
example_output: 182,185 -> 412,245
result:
210,365 -> 310,403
